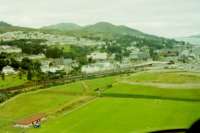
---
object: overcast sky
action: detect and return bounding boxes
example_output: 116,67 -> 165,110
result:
0,0 -> 199,37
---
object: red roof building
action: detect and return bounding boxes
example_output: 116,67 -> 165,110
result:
15,113 -> 46,128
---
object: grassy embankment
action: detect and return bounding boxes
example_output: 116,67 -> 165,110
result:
0,75 -> 27,90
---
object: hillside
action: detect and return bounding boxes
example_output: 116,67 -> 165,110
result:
190,34 -> 200,38
82,22 -> 144,36
0,21 -> 34,33
40,22 -> 164,41
176,34 -> 200,45
41,23 -> 81,31
0,21 -> 12,27
0,21 -> 180,49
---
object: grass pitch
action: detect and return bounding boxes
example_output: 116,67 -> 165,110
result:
0,70 -> 200,133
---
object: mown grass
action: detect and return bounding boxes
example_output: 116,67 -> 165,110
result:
50,45 -> 71,53
26,71 -> 200,133
1,71 -> 200,133
27,97 -> 200,133
126,71 -> 200,83
0,76 -> 118,132
0,87 -> 79,133
46,75 -> 118,94
84,76 -> 118,91
104,83 -> 200,101
0,74 -> 27,90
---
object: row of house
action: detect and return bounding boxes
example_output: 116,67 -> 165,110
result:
0,45 -> 22,54
81,61 -> 115,74
40,58 -> 78,74
0,31 -> 105,46
1,66 -> 17,75
87,52 -> 108,61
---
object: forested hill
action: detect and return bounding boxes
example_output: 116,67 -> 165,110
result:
40,22 -> 160,39
41,23 -> 81,31
0,21 -> 184,49
0,21 -> 35,33
176,35 -> 200,45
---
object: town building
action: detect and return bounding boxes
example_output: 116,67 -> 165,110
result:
2,66 -> 17,75
27,54 -> 46,60
14,113 -> 46,128
81,61 -> 115,74
0,45 -> 22,54
87,52 -> 107,61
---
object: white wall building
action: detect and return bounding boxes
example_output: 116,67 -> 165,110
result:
27,54 -> 46,60
2,66 -> 17,75
40,60 -> 64,73
87,52 -> 107,61
0,45 -> 22,54
81,62 -> 114,74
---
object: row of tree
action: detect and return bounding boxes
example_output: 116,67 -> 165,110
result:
0,39 -> 65,59
0,52 -> 42,80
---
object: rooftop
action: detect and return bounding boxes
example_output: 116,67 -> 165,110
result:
15,113 -> 46,126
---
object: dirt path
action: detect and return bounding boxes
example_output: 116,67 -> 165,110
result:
81,81 -> 90,94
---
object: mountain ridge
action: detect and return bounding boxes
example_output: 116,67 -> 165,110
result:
0,21 -> 12,27
176,34 -> 200,45
41,23 -> 81,31
0,21 -> 171,41
82,22 -> 145,37
0,21 -> 35,33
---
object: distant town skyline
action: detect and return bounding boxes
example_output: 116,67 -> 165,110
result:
0,0 -> 199,38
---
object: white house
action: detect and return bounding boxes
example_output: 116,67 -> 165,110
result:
179,50 -> 197,62
0,45 -> 22,54
129,51 -> 140,60
27,54 -> 46,60
87,52 -> 107,61
40,62 -> 64,73
49,65 -> 64,73
2,66 -> 17,75
81,61 -> 114,74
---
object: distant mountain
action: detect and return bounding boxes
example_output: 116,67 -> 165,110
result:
82,22 -> 145,37
0,21 -> 34,33
41,22 -> 152,38
176,34 -> 200,45
0,21 -> 181,50
0,21 -> 12,27
41,23 -> 81,31
190,34 -> 200,38
0,21 -> 168,42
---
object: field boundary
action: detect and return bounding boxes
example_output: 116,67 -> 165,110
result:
120,80 -> 200,89
102,93 -> 200,102
63,97 -> 97,116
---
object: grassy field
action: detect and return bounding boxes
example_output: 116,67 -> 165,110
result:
28,98 -> 200,133
126,70 -> 200,83
50,45 -> 71,53
0,76 -> 118,132
0,70 -> 200,133
0,75 -> 27,90
0,87 -> 81,132
104,83 -> 200,101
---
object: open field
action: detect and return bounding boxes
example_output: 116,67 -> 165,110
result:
0,75 -> 27,90
0,70 -> 200,133
50,45 -> 71,53
0,76 -> 118,132
28,97 -> 200,133
104,83 -> 200,101
0,88 -> 80,132
126,70 -> 200,84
